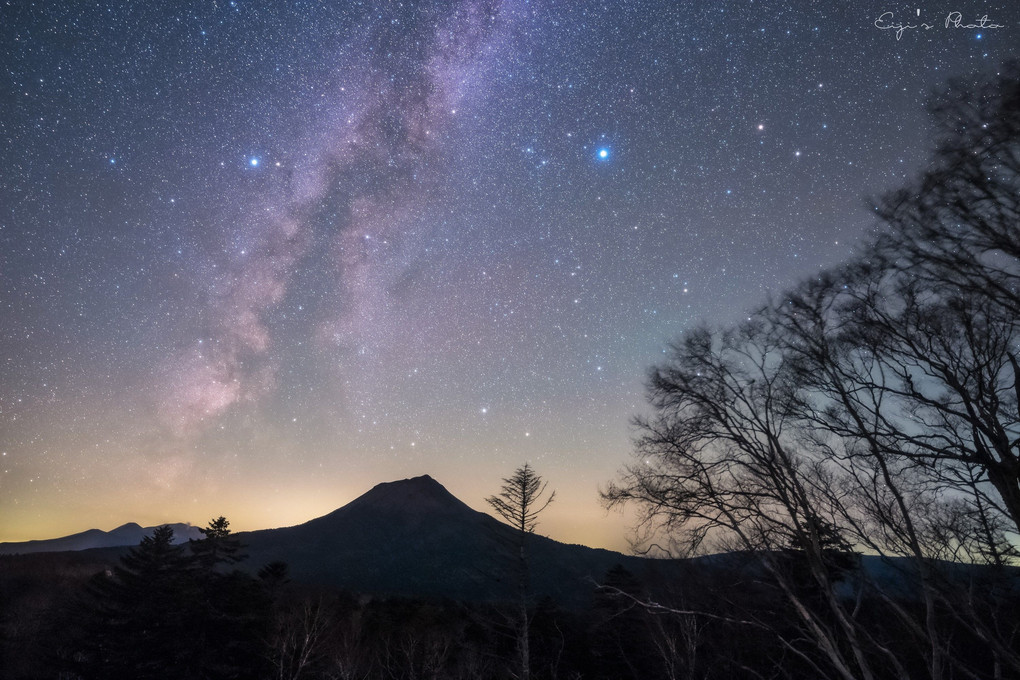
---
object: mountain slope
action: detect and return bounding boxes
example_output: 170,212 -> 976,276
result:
238,475 -> 645,606
0,476 -> 652,605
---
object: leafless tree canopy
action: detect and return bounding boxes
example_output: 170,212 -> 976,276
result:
605,62 -> 1020,680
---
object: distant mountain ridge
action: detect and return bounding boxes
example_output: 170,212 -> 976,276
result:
0,522 -> 203,555
0,476 -> 652,606
2,476 -> 1009,608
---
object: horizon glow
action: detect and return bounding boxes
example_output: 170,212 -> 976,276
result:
2,0 -> 1014,551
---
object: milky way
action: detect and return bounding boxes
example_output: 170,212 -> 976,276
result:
158,1 -> 518,436
1,1 -> 1017,548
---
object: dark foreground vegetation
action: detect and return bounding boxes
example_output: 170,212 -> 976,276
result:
2,524 -> 1017,680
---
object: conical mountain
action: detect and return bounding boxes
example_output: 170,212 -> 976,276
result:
312,474 -> 482,524
239,475 -> 644,605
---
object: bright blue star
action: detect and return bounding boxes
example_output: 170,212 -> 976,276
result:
249,157 -> 259,167
597,147 -> 610,160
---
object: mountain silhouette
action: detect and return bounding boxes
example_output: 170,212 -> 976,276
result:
237,475 -> 647,605
0,476 -> 653,605
0,522 -> 203,555
3,476 -> 997,608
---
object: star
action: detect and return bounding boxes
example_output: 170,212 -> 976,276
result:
3,0 -> 1015,558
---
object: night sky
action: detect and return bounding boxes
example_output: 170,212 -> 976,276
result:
2,1 -> 1016,550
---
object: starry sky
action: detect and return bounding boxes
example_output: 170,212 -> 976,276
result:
1,1 -> 1017,550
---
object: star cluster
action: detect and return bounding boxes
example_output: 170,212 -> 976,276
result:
1,1 -> 1016,548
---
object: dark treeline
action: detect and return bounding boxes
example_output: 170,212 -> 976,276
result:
2,529 -> 1017,679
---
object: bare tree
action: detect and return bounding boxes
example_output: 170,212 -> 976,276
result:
873,61 -> 1020,319
604,321 -> 892,680
486,463 -> 555,680
378,629 -> 452,680
772,273 -> 1020,679
867,62 -> 1020,534
265,597 -> 333,680
605,62 -> 1020,680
